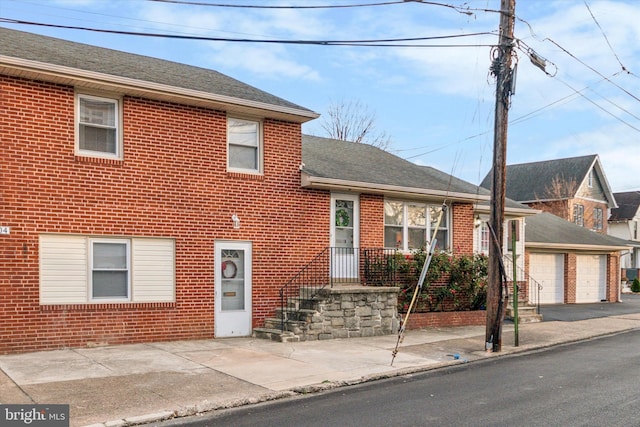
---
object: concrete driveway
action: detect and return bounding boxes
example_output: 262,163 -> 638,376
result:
540,292 -> 640,321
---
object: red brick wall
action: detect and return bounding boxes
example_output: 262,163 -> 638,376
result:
359,194 -> 384,248
564,253 -> 577,303
529,198 -> 608,235
607,253 -> 620,302
1,75 -> 330,353
404,310 -> 486,329
451,203 -> 473,255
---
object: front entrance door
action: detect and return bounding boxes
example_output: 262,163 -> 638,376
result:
330,193 -> 359,280
215,241 -> 252,337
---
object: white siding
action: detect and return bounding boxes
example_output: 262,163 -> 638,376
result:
40,235 -> 88,304
132,238 -> 175,302
40,235 -> 176,304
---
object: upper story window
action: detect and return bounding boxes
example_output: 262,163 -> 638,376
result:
573,204 -> 584,227
384,201 -> 448,251
77,93 -> 122,159
633,221 -> 638,240
594,207 -> 603,230
588,170 -> 594,188
228,117 -> 262,173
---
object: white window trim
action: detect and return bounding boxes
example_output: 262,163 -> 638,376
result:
227,116 -> 263,174
89,238 -> 131,302
75,92 -> 123,160
384,200 -> 449,251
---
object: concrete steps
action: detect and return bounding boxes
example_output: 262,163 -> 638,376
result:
506,301 -> 543,323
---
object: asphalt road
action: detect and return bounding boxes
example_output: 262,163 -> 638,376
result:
158,329 -> 640,427
539,292 -> 640,321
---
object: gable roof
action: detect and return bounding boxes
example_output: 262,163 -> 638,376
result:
480,154 -> 616,207
610,191 -> 640,222
526,212 -> 630,250
301,135 -> 532,213
0,27 -> 317,123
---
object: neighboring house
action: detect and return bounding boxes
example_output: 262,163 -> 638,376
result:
481,154 -> 617,234
525,213 -> 628,304
301,135 -> 533,257
481,155 -> 625,304
609,191 -> 640,276
1,28 -> 533,353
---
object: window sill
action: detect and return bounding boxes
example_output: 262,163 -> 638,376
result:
40,302 -> 175,311
227,171 -> 264,181
75,155 -> 123,165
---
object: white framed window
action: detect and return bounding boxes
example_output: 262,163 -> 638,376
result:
573,204 -> 584,227
384,201 -> 448,251
588,170 -> 593,188
76,93 -> 122,158
594,207 -> 603,230
228,117 -> 262,173
90,239 -> 130,301
479,222 -> 490,255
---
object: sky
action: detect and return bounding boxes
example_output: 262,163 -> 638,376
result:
2,0 -> 639,192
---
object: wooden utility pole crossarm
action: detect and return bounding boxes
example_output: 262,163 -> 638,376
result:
485,0 -> 516,353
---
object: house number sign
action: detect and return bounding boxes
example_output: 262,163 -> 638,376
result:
0,226 -> 9,235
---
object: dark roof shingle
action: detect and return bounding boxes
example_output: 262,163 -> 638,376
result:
610,191 -> 640,221
481,154 -> 597,202
0,27 -> 313,114
526,212 -> 629,248
302,135 -> 531,211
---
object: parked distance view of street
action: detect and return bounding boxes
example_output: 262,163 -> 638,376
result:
158,330 -> 640,427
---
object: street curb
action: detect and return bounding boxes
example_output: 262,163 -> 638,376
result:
82,326 -> 640,427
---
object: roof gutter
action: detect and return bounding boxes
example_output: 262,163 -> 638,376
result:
301,173 -> 491,203
526,242 -> 630,251
0,56 -> 319,123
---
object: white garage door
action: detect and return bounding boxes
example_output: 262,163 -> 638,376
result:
529,253 -> 564,304
576,255 -> 607,303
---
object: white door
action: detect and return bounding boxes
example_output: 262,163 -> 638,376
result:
330,193 -> 359,280
576,255 -> 607,303
215,241 -> 252,337
529,253 -> 564,304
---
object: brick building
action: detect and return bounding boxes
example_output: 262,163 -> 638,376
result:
1,28 -> 532,353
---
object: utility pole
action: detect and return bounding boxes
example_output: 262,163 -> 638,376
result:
485,0 -> 516,353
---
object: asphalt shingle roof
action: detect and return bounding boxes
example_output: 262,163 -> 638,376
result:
526,212 -> 629,248
0,27 -> 313,114
302,135 -> 531,211
610,191 -> 640,221
302,135 -> 482,193
480,154 -> 597,202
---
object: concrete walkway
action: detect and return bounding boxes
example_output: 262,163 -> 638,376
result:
2,311 -> 640,427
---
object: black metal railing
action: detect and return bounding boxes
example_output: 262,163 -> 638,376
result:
362,248 -> 401,286
277,247 -> 405,331
503,255 -> 543,315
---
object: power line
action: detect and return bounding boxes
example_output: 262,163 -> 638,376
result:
583,0 -> 628,73
544,38 -> 640,105
146,0 -> 482,17
0,18 -> 496,47
147,0 -> 407,8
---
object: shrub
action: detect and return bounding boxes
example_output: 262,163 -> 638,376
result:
396,249 -> 487,312
632,278 -> 640,293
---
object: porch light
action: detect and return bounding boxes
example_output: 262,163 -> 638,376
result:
232,214 -> 240,229
474,215 -> 482,228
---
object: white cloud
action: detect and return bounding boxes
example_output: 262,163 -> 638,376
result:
137,3 -> 326,80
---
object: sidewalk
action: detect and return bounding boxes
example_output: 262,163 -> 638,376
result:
2,313 -> 640,427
